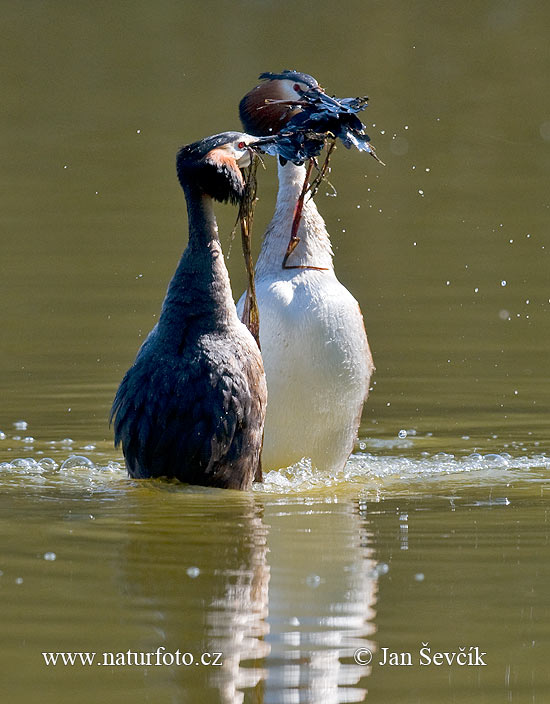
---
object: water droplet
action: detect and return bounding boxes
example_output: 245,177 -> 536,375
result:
414,573 -> 425,582
186,566 -> 200,578
398,429 -> 407,439
501,280 -> 507,287
13,420 -> 28,430
43,552 -> 57,561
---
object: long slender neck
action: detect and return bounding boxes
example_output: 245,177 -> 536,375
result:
185,187 -> 219,247
156,189 -> 239,345
255,160 -> 334,277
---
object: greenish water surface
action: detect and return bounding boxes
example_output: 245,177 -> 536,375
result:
1,1 -> 549,702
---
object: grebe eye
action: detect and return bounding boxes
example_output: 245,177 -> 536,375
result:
293,83 -> 301,92
238,141 -> 246,149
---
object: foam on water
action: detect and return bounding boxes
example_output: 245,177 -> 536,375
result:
2,450 -> 547,497
1,426 -> 548,495
257,451 -> 550,494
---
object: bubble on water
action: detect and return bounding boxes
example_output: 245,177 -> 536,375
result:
13,421 -> 28,430
11,458 -> 41,471
418,189 -> 424,196
398,429 -> 408,439
414,573 -> 425,582
0,431 -> 6,440
15,577 -> 24,585
60,438 -> 74,446
60,455 -> 95,470
499,309 -> 510,320
21,437 -> 34,444
38,458 -> 58,470
306,574 -> 322,588
43,552 -> 57,561
501,280 -> 507,287
186,567 -> 200,578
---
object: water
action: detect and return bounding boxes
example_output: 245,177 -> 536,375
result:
2,1 -> 550,702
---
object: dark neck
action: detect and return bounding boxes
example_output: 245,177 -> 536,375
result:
156,188 -> 238,346
185,187 -> 219,246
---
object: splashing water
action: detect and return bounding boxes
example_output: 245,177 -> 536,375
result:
1,426 -> 548,496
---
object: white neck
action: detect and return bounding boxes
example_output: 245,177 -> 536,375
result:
255,161 -> 334,277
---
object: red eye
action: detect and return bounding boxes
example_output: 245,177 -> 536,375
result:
293,83 -> 301,92
238,141 -> 246,149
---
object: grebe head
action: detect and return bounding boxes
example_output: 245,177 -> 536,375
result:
240,71 -> 383,165
176,131 -> 256,204
239,70 -> 321,137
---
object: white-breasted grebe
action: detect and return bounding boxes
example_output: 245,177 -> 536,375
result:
238,72 -> 375,473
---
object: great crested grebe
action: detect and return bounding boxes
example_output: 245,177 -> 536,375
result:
237,71 -> 375,473
111,132 -> 267,490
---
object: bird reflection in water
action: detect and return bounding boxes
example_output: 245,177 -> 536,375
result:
114,492 -> 376,704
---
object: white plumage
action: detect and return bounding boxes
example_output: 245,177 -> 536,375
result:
237,159 -> 374,472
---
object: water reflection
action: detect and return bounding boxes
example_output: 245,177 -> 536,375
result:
260,499 -> 377,703
112,490 -> 377,703
112,491 -> 269,703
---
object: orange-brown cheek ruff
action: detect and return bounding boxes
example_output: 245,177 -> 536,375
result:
201,148 -> 245,204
